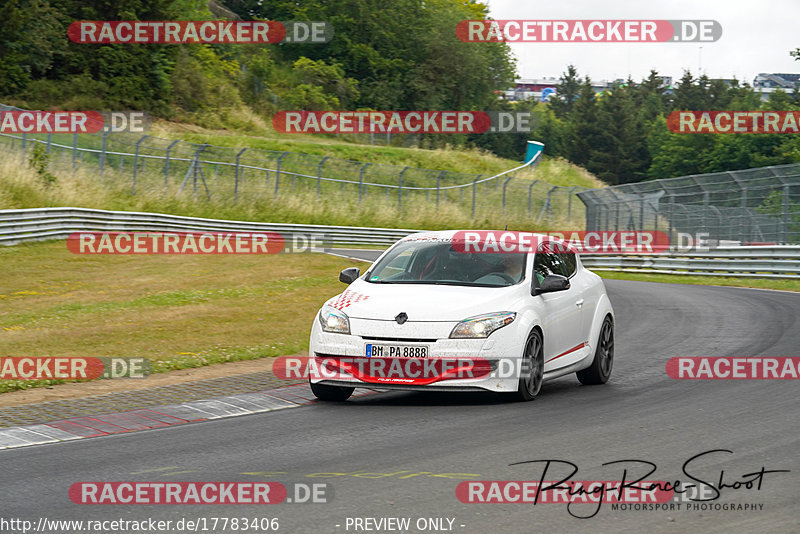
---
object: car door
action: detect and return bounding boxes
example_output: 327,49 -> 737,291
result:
533,244 -> 584,366
558,248 -> 593,350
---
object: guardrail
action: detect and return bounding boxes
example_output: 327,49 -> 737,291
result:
579,249 -> 800,279
2,208 -> 799,278
0,207 -> 416,247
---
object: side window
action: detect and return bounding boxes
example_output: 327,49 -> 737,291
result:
533,252 -> 562,284
559,251 -> 577,277
548,253 -> 568,277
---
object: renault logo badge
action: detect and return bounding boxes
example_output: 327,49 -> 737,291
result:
395,312 -> 408,325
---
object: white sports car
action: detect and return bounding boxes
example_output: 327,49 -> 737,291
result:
308,230 -> 614,402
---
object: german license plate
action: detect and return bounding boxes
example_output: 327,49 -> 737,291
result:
365,344 -> 428,358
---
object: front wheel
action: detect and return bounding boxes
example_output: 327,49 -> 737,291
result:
576,315 -> 614,385
310,381 -> 354,401
509,330 -> 544,402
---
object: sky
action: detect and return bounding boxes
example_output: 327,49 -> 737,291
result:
483,0 -> 800,84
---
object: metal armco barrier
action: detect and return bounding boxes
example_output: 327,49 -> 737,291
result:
0,207 -> 417,247
2,208 -> 798,278
579,249 -> 800,279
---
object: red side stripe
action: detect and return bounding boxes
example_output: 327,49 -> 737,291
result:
546,342 -> 588,363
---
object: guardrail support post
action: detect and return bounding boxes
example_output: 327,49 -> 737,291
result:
46,132 -> 52,154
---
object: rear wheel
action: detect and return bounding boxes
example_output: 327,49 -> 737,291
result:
509,329 -> 544,402
310,381 -> 354,401
577,315 -> 614,385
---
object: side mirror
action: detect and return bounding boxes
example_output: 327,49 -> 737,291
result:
339,267 -> 361,284
533,274 -> 570,295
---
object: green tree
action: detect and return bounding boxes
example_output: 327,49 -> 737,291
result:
564,78 -> 600,166
548,65 -> 581,119
587,83 -> 650,184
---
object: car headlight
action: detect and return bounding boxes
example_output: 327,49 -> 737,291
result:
318,305 -> 351,334
449,312 -> 516,339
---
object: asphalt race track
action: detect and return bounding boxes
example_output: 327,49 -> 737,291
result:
1,254 -> 799,533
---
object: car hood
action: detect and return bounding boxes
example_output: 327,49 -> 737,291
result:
324,279 -> 524,322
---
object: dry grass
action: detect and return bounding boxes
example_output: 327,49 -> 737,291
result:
0,240 -> 361,392
0,148 -> 586,230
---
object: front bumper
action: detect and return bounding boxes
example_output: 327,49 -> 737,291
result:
308,317 -> 523,393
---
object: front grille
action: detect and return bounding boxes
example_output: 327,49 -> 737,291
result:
314,352 -> 348,358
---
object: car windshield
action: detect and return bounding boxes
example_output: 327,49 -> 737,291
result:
366,240 -> 526,287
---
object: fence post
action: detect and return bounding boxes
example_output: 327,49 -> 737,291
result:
537,186 -> 558,223
781,184 -> 790,244
398,176 -> 403,212
317,156 -> 329,197
397,166 -> 409,212
99,130 -> 110,177
359,163 -> 371,204
667,195 -> 675,247
132,135 -> 150,195
472,175 -> 482,219
164,140 -> 180,193
528,180 -> 539,214
502,174 -> 515,215
567,186 -> 579,220
274,151 -> 289,196
21,133 -> 27,156
234,147 -> 246,203
436,171 -> 445,206
72,133 -> 79,171
639,194 -> 646,231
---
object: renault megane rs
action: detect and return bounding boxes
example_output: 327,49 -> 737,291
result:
309,230 -> 614,402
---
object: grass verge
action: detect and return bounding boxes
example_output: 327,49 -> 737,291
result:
0,240 -> 360,393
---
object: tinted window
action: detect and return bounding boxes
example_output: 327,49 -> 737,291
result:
560,251 -> 577,277
533,252 -> 566,283
367,240 -> 526,287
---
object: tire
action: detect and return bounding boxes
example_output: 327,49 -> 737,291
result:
577,315 -> 614,385
509,329 -> 544,402
310,381 -> 354,401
